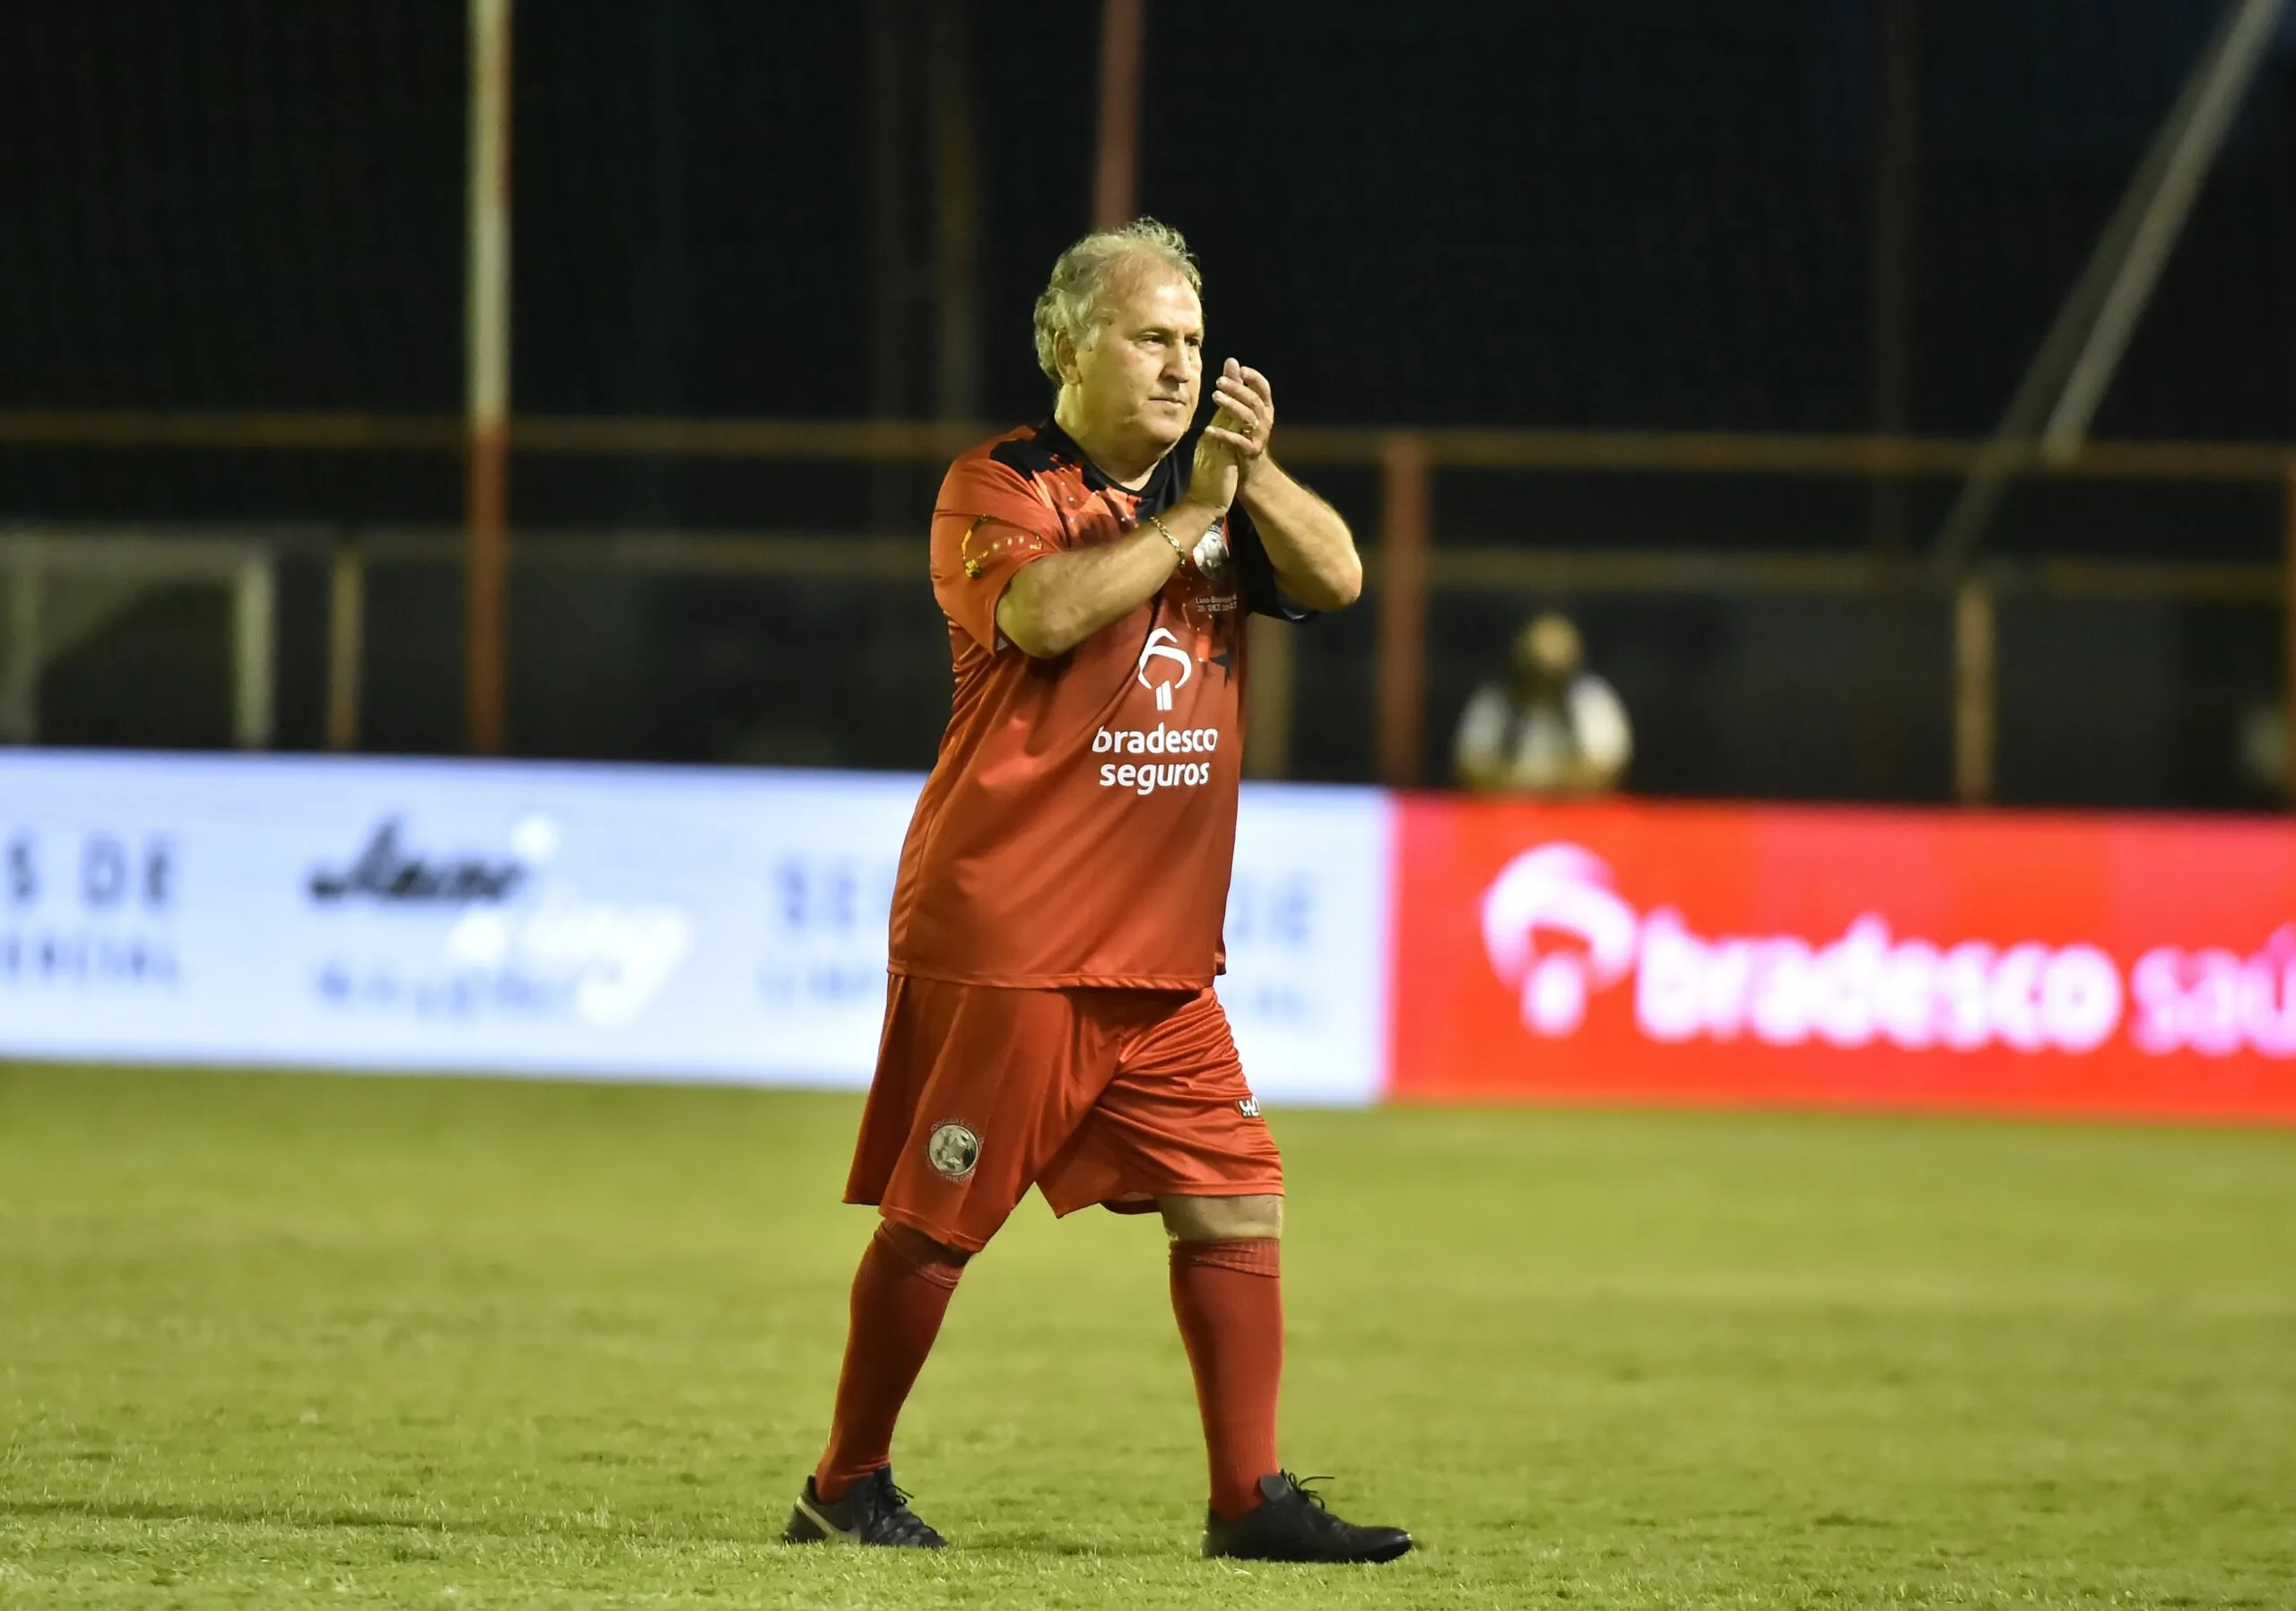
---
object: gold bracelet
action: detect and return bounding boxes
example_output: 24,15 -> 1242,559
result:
1146,514 -> 1188,568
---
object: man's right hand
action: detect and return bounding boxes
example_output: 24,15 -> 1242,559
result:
995,420 -> 1243,659
994,491 -> 1226,658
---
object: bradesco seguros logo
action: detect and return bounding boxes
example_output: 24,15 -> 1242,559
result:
1479,842 -> 2296,1059
1136,626 -> 1193,712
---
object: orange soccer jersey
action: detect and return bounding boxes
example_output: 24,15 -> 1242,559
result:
885,419 -> 1300,989
853,420 -> 1305,1249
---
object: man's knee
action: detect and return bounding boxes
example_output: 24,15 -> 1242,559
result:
876,1219 -> 972,1286
1159,1193 -> 1283,1243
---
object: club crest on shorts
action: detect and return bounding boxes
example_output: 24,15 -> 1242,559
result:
926,1119 -> 981,1181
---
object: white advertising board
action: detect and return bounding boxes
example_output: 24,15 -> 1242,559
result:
1220,783 -> 1393,1106
0,753 -> 1388,1105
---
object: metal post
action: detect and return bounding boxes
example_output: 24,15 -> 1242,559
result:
1092,0 -> 1144,229
1377,434 -> 1430,788
1869,0 -> 1919,485
2,543 -> 39,743
326,536 -> 365,753
865,0 -> 918,535
1860,0 -> 1921,798
868,0 -> 913,422
927,0 -> 978,422
1243,614 -> 1296,780
1953,579 -> 1995,805
231,556 -> 275,751
2041,0 -> 2290,461
1933,0 -> 2288,575
2285,466 -> 2296,808
465,0 -> 514,754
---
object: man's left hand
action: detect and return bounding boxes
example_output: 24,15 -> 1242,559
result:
1204,358 -> 1274,484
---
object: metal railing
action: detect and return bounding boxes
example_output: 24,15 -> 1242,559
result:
0,530 -> 276,748
2,411 -> 2292,801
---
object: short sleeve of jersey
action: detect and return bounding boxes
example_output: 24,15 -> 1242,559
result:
1226,503 -> 1313,623
929,452 -> 1068,650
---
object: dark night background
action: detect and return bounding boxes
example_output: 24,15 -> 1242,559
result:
3,2 -> 2292,805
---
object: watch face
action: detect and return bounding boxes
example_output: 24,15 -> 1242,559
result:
1193,525 -> 1232,580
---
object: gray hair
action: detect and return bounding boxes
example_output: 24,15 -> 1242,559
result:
1031,218 -> 1203,385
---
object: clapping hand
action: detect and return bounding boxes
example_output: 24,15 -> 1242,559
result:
1202,358 -> 1274,484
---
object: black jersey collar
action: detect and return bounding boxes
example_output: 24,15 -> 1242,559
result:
1036,417 -> 1191,508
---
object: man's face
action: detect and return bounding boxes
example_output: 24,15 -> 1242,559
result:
1065,267 -> 1204,451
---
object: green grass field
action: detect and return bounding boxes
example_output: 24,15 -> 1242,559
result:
1,1066 -> 2292,1609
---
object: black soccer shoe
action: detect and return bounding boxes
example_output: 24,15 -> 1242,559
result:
782,1467 -> 947,1548
1202,1472 -> 1413,1563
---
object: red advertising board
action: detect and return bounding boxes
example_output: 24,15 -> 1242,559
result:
1388,797 -> 2296,1119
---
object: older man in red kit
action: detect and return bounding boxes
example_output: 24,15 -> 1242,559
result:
783,220 -> 1410,1564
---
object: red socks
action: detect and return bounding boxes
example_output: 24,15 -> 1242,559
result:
813,1224 -> 1283,1521
1168,1237 -> 1284,1521
813,1221 -> 968,1500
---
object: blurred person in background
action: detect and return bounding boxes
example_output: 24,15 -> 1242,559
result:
1453,612 -> 1632,795
782,220 -> 1411,1565
2238,701 -> 2288,806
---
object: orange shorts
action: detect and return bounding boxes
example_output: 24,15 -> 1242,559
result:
845,975 -> 1283,1253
